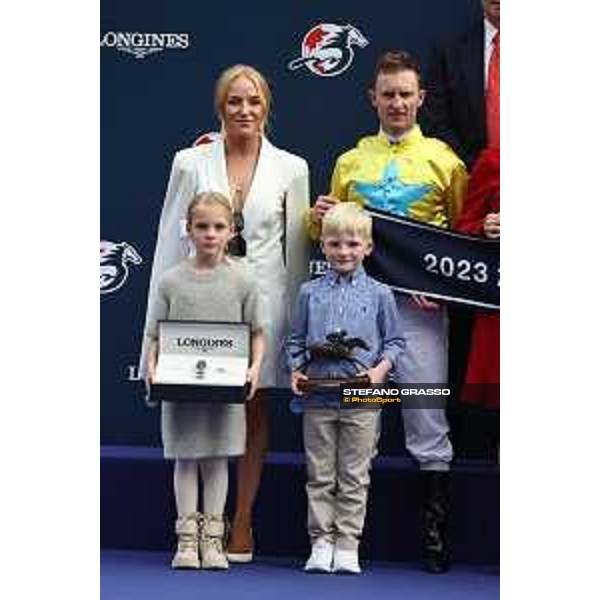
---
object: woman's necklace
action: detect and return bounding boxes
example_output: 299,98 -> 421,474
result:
228,184 -> 247,257
226,145 -> 259,257
225,137 -> 260,209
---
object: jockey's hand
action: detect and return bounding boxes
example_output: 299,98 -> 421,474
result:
311,195 -> 339,224
412,294 -> 440,310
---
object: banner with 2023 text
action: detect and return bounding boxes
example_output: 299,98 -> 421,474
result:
364,207 -> 499,310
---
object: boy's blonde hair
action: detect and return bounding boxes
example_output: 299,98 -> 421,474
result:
321,202 -> 373,243
186,192 -> 233,225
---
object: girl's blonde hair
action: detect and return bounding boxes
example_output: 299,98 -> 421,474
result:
214,64 -> 272,131
321,202 -> 373,243
186,192 -> 233,225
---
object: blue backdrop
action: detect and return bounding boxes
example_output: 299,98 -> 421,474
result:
101,0 -> 483,446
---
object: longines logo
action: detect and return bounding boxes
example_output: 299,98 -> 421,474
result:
100,31 -> 190,59
309,259 -> 329,276
127,365 -> 142,381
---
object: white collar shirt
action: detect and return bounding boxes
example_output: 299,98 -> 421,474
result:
484,18 -> 499,89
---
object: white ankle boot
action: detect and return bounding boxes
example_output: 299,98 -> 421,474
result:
199,514 -> 229,570
171,514 -> 200,569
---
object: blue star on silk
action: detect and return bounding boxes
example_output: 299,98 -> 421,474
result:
354,161 -> 432,216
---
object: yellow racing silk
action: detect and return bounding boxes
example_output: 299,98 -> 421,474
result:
308,126 -> 467,239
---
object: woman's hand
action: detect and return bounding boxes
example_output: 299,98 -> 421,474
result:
291,370 -> 309,395
246,363 -> 261,400
247,331 -> 265,400
483,212 -> 500,239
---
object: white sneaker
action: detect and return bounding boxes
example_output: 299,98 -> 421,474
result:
304,539 -> 334,573
332,548 -> 361,574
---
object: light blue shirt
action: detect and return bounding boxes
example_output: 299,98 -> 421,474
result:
286,265 -> 405,412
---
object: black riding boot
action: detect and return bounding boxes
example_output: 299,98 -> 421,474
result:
421,470 -> 450,574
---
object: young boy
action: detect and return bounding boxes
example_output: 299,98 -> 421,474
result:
286,202 -> 404,574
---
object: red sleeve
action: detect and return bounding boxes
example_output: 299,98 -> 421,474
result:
455,148 -> 500,235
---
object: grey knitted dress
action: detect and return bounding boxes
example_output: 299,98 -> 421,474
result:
144,259 -> 265,459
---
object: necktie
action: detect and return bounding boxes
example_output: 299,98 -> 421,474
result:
486,32 -> 500,148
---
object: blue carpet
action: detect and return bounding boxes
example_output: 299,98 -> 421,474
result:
101,550 -> 499,600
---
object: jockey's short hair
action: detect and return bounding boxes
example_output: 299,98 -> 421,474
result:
370,50 -> 422,90
321,202 -> 372,244
186,192 -> 234,225
214,64 -> 272,132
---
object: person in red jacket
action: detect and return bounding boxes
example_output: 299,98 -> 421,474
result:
455,147 -> 500,410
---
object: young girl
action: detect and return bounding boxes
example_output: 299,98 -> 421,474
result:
144,192 -> 266,570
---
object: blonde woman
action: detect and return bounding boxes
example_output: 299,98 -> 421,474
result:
140,65 -> 310,562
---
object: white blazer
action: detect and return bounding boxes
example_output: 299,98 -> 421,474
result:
140,135 -> 311,388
